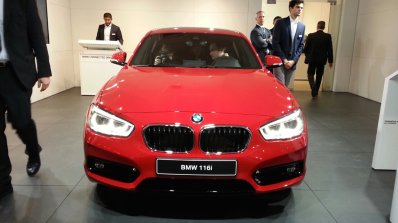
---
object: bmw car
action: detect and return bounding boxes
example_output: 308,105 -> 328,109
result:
84,27 -> 308,195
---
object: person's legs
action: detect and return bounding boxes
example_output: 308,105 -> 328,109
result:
273,66 -> 295,87
0,68 -> 14,198
273,67 -> 285,85
0,109 -> 13,199
313,63 -> 325,96
284,68 -> 295,87
307,63 -> 316,95
0,100 -> 12,187
2,65 -> 41,176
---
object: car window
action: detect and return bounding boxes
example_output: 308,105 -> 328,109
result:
130,33 -> 262,69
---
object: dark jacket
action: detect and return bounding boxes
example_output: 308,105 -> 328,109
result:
96,24 -> 124,45
272,16 -> 305,70
250,24 -> 272,63
4,0 -> 52,89
303,30 -> 333,65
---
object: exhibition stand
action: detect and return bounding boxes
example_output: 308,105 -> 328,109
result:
372,70 -> 398,170
78,40 -> 123,95
370,70 -> 398,222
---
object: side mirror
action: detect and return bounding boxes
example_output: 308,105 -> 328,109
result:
265,55 -> 283,69
110,51 -> 127,66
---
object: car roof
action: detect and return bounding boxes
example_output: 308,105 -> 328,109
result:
147,27 -> 244,37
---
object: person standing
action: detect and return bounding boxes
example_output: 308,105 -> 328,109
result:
209,42 -> 241,68
0,0 -> 52,200
270,16 -> 282,35
303,21 -> 333,97
250,11 -> 272,64
272,0 -> 305,87
96,12 -> 124,45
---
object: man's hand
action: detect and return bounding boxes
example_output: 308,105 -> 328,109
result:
37,77 -> 51,92
284,60 -> 295,69
329,63 -> 333,68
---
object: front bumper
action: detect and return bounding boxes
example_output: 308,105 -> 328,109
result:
84,110 -> 308,194
84,134 -> 307,194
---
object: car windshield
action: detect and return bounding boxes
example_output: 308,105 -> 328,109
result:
130,33 -> 262,69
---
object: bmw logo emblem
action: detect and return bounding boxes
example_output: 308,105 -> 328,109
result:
191,113 -> 203,124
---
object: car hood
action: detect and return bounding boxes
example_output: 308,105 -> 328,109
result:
97,67 -> 298,117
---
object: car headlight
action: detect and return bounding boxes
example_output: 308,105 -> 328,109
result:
259,109 -> 304,140
88,105 -> 134,137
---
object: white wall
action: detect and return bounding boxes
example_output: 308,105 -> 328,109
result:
348,0 -> 398,102
323,0 -> 342,91
333,0 -> 398,102
333,0 -> 359,93
261,0 -> 289,29
31,0 -> 75,102
70,0 -> 262,86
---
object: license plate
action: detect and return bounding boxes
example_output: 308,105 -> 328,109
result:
156,159 -> 237,176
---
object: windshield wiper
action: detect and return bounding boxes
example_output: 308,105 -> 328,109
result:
133,64 -> 154,67
199,65 -> 215,68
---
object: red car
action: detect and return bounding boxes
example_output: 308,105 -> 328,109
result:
84,27 -> 308,195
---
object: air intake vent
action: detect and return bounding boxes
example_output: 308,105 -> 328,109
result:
144,125 -> 194,153
200,126 -> 251,153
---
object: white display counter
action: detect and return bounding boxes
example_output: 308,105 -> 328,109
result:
78,40 -> 123,95
372,70 -> 398,170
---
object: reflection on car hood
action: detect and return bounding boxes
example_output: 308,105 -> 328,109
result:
98,67 -> 298,117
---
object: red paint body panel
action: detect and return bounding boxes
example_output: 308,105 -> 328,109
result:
99,67 -> 297,115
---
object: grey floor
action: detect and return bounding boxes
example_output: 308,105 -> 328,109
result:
0,87 -> 394,223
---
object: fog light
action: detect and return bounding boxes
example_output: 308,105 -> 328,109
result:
252,161 -> 304,186
286,166 -> 296,173
94,162 -> 105,169
87,156 -> 140,183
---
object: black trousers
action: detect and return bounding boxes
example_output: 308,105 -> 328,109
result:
0,63 -> 40,186
307,62 -> 325,96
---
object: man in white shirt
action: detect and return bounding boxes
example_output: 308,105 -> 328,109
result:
272,0 -> 305,87
96,12 -> 124,45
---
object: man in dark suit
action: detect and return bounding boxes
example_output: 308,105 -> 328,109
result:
272,0 -> 305,87
0,0 -> 52,200
250,11 -> 272,64
270,16 -> 282,35
303,21 -> 333,97
96,12 -> 124,45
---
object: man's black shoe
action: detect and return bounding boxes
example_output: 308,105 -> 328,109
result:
0,183 -> 13,200
27,156 -> 41,177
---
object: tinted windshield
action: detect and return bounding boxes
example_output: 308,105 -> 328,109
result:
130,33 -> 262,69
